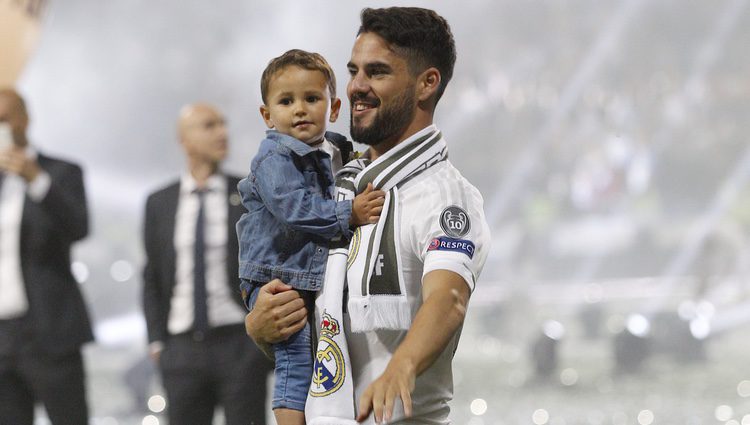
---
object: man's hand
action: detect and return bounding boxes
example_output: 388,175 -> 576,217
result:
0,146 -> 40,182
244,279 -> 308,345
148,342 -> 164,363
356,355 -> 415,423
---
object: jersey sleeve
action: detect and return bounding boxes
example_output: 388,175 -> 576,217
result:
405,174 -> 491,292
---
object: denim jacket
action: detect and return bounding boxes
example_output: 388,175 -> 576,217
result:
236,130 -> 354,292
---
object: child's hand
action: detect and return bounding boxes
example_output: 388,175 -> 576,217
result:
350,183 -> 385,226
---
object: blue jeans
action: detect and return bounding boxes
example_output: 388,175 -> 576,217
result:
245,281 -> 313,412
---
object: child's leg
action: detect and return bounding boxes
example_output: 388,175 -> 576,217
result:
274,408 -> 305,425
271,292 -> 314,425
240,279 -> 257,310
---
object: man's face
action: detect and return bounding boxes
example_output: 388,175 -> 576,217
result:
0,93 -> 28,148
261,66 -> 340,145
347,32 -> 417,147
180,106 -> 228,164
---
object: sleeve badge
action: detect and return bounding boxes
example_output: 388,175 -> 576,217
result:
427,237 -> 475,259
439,205 -> 471,238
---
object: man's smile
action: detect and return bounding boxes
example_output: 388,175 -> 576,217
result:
352,97 -> 379,116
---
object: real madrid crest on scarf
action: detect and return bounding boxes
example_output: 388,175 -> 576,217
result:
306,246 -> 358,424
310,311 -> 346,397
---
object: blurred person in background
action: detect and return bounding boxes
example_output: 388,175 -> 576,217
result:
141,103 -> 271,425
0,88 -> 92,425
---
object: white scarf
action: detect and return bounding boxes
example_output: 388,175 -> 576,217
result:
306,126 -> 447,424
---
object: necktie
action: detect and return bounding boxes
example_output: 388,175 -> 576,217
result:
193,189 -> 209,332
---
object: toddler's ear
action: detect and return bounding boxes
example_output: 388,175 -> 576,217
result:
329,98 -> 342,123
259,105 -> 275,129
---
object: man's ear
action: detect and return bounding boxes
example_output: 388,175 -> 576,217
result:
259,105 -> 275,129
416,67 -> 441,103
329,98 -> 342,123
176,126 -> 187,150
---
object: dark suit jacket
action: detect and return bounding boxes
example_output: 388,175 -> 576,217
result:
18,153 -> 93,354
142,174 -> 246,343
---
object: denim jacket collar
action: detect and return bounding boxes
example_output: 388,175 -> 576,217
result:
265,130 -> 317,157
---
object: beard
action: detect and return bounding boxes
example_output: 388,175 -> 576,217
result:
350,88 -> 416,147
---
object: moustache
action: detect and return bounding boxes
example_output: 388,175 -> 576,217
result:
349,92 -> 380,107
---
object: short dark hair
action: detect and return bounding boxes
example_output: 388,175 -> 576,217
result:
358,7 -> 456,103
260,49 -> 337,104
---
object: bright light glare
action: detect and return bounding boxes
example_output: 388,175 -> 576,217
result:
626,314 -> 650,337
532,409 -> 550,425
147,395 -> 166,413
560,368 -> 579,386
142,416 -> 159,425
738,381 -> 750,397
543,320 -> 565,340
470,399 -> 488,416
715,405 -> 733,422
637,410 -> 654,425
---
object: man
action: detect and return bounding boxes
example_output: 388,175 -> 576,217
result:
142,103 -> 271,425
0,88 -> 92,424
246,7 -> 491,424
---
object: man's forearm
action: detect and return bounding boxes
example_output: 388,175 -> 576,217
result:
390,270 -> 469,376
356,270 -> 470,422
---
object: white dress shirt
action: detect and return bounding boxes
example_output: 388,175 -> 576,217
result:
318,137 -> 344,174
0,148 -> 51,319
167,173 -> 245,335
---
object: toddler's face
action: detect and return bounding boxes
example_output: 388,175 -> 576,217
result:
261,66 -> 340,145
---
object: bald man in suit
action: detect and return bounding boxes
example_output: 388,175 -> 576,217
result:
142,103 -> 271,425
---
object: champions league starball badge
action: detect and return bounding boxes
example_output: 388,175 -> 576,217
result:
310,312 -> 346,398
439,205 -> 471,238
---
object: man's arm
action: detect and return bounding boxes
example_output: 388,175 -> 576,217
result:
141,195 -> 167,360
244,279 -> 309,357
36,162 -> 88,241
356,270 -> 470,423
0,150 -> 88,241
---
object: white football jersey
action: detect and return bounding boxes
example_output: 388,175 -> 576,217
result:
346,157 -> 491,424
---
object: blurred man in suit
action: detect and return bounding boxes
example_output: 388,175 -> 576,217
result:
142,103 -> 271,425
0,88 -> 92,425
